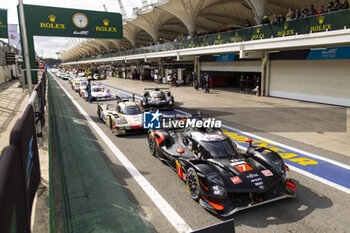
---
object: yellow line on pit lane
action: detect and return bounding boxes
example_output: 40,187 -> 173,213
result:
222,129 -> 319,166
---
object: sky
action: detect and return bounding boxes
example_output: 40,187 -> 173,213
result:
1,0 -> 145,58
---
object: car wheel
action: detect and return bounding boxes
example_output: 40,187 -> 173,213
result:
109,118 -> 113,130
148,133 -> 156,156
97,107 -> 102,120
186,167 -> 200,201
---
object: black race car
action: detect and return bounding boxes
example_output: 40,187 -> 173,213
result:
141,88 -> 174,110
148,122 -> 296,216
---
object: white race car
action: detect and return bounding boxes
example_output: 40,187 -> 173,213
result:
71,77 -> 86,92
97,100 -> 144,135
81,84 -> 111,101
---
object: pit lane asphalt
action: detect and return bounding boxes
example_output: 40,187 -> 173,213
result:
53,75 -> 350,233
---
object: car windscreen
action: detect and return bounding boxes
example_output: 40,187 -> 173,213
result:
121,105 -> 141,115
151,92 -> 164,99
92,87 -> 102,92
201,139 -> 238,159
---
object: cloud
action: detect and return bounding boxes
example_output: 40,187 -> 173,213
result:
34,36 -> 69,58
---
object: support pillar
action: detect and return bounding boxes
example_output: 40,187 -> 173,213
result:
245,0 -> 267,24
261,51 -> 269,97
194,56 -> 201,82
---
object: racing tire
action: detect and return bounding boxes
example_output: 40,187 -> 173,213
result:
186,167 -> 200,201
109,118 -> 113,130
97,107 -> 102,120
148,133 -> 156,156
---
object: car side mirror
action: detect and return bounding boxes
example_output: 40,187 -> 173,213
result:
175,148 -> 185,157
245,138 -> 253,146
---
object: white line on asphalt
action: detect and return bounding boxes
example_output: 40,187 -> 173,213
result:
101,83 -> 350,195
52,77 -> 193,233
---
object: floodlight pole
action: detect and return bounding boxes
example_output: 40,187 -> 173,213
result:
18,0 -> 33,95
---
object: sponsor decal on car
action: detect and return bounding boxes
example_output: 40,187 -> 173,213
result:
254,181 -> 264,186
235,164 -> 253,172
261,169 -> 273,177
246,173 -> 259,179
250,178 -> 262,183
230,176 -> 242,185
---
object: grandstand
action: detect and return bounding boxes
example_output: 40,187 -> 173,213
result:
60,0 -> 350,107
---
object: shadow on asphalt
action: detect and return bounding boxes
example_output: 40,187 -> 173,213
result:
230,179 -> 333,228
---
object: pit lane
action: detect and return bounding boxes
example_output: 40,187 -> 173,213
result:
52,73 -> 350,233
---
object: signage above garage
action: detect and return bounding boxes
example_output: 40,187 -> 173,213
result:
307,46 -> 350,60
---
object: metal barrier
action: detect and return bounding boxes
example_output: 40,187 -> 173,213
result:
0,70 -> 47,232
0,146 -> 31,233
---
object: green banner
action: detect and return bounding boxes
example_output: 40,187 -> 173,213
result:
0,9 -> 8,38
18,4 -> 123,84
22,5 -> 123,39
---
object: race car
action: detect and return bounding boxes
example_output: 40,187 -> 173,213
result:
97,99 -> 144,135
147,120 -> 296,216
81,84 -> 111,101
60,73 -> 70,80
71,77 -> 86,92
141,88 -> 174,110
93,73 -> 107,80
78,80 -> 88,95
68,73 -> 78,83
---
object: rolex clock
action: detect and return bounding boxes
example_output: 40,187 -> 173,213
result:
72,13 -> 89,29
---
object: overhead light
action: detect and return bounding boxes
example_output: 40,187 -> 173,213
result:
268,50 -> 280,53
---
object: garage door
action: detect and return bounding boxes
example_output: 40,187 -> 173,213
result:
269,60 -> 350,107
201,61 -> 261,72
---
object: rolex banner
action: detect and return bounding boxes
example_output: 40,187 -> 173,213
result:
21,4 -> 123,39
0,9 -> 8,38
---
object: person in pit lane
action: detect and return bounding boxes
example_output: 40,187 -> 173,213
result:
86,79 -> 92,103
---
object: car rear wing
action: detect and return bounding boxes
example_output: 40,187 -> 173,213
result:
144,87 -> 170,91
116,94 -> 136,103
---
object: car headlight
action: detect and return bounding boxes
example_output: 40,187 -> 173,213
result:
207,173 -> 225,196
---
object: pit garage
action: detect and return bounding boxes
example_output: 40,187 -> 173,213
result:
200,59 -> 261,89
268,59 -> 350,107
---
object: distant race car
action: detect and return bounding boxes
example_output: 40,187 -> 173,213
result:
141,88 -> 174,110
93,73 -> 107,80
71,78 -> 86,92
148,118 -> 296,216
78,80 -> 88,95
68,74 -> 78,83
97,99 -> 144,135
60,73 -> 70,80
81,84 -> 111,101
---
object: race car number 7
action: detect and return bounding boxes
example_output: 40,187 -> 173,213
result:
235,164 -> 253,172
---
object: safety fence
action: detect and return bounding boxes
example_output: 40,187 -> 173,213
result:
77,9 -> 350,62
0,70 -> 47,232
